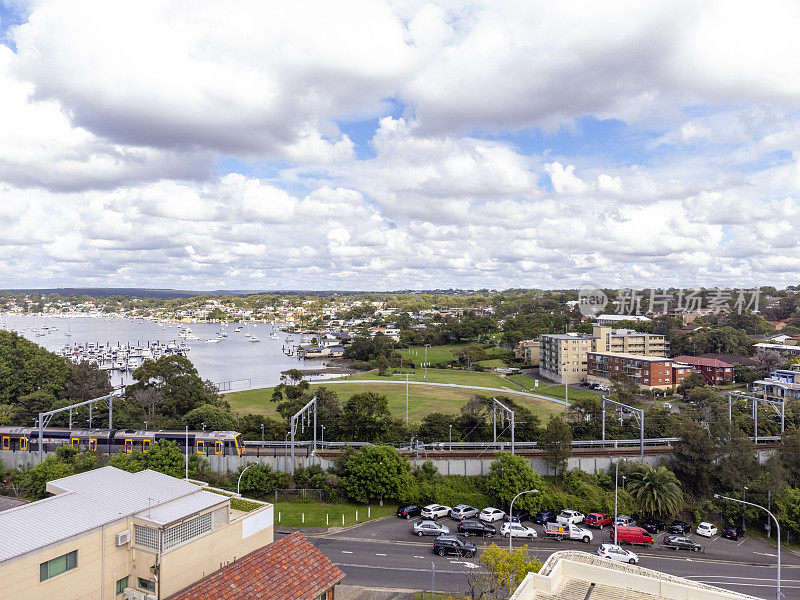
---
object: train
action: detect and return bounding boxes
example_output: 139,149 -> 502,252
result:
0,426 -> 244,456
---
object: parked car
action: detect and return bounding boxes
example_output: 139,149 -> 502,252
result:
612,526 -> 654,546
663,402 -> 673,410
668,520 -> 692,535
642,518 -> 665,534
413,520 -> 450,537
614,515 -> 635,527
585,513 -> 613,529
397,504 -> 422,519
433,536 -> 477,557
557,510 -> 585,524
457,519 -> 496,538
421,504 -> 452,520
721,525 -> 742,541
504,509 -> 531,523
544,522 -> 593,543
663,535 -> 701,552
479,507 -> 506,522
500,522 -> 538,539
696,522 -> 718,537
598,543 -> 639,564
450,505 -> 479,520
532,511 -> 558,525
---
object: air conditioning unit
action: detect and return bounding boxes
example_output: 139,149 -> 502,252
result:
116,530 -> 131,546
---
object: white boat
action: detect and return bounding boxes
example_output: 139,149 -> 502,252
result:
206,338 -> 220,343
269,332 -> 279,340
249,337 -> 262,343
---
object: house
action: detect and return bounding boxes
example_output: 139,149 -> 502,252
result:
515,340 -> 540,366
510,550 -> 759,600
0,467 -> 274,600
586,353 -> 693,390
671,356 -> 735,385
752,343 -> 800,358
167,532 -> 344,600
754,364 -> 800,403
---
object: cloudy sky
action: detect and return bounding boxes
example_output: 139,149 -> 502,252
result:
1,0 -> 799,291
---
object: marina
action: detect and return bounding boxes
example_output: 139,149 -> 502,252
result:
0,314 -> 346,390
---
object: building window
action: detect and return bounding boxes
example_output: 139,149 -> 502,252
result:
116,577 -> 129,595
134,524 -> 160,551
39,550 -> 77,582
163,511 -> 213,550
138,578 -> 156,592
317,592 -> 329,600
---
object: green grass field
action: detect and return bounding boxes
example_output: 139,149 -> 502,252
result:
273,501 -> 396,527
505,374 -> 599,402
225,367 -> 564,423
399,343 -> 510,365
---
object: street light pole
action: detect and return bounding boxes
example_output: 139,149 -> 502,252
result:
449,425 -> 452,451
424,344 -> 430,382
743,486 -> 748,533
614,461 -> 620,545
321,424 -> 325,448
237,463 -> 254,495
715,494 -> 781,600
508,489 -> 539,553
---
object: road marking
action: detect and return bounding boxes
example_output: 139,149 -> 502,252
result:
753,551 -> 777,557
334,562 -> 469,575
376,553 -> 387,556
341,550 -> 353,554
737,537 -> 747,546
414,555 -> 425,559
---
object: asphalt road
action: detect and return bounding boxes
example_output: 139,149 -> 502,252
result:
295,516 -> 800,599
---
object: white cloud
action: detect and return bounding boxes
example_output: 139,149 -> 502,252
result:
546,162 -> 587,195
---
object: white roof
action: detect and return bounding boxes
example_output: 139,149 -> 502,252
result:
596,314 -> 651,322
0,466 -> 215,563
136,490 -> 226,526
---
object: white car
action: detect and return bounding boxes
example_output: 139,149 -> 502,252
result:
696,522 -> 718,537
598,543 -> 639,564
421,504 -> 452,520
479,507 -> 506,522
500,522 -> 538,539
556,510 -> 585,525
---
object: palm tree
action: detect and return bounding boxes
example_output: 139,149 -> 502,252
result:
626,464 -> 684,517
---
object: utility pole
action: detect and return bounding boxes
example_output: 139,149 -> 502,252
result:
424,344 -> 430,382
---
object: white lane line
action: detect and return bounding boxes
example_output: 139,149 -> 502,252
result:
753,551 -> 777,557
414,555 -> 425,559
334,562 -> 468,575
341,550 -> 353,554
376,553 -> 387,556
737,537 -> 747,546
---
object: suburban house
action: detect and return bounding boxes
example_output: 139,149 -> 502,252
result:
167,532 -> 345,600
0,466 -> 274,600
671,356 -> 735,385
755,364 -> 800,402
752,342 -> 800,358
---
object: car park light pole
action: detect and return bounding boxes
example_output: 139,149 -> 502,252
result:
508,489 -> 538,553
614,461 -> 620,545
237,463 -> 254,495
715,493 -> 781,600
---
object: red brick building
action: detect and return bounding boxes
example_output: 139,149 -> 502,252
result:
672,356 -> 734,385
168,532 -> 345,600
587,352 -> 693,389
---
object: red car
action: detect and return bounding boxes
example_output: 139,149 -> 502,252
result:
585,513 -> 613,529
612,526 -> 654,546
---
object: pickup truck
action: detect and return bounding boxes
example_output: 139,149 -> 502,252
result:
544,522 -> 593,543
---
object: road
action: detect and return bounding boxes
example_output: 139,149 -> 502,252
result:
294,517 -> 800,599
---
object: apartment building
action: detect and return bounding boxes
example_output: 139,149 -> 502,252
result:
672,356 -> 734,385
587,353 -> 694,390
540,326 -> 667,384
0,467 -> 274,600
755,364 -> 800,403
510,551 -> 759,600
515,340 -> 540,366
752,342 -> 800,358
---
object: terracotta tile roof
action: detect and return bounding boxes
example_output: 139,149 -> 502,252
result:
672,355 -> 733,368
167,532 -> 345,600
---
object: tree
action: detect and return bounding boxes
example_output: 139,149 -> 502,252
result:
129,355 -> 218,419
340,445 -> 414,504
339,392 -> 401,442
539,416 -> 572,476
109,439 -> 204,479
676,372 -> 706,398
779,426 -> 800,487
418,412 -> 460,443
484,452 -> 545,510
462,543 -> 541,600
0,330 -> 70,406
183,404 -> 238,431
15,389 -> 57,425
754,349 -> 784,374
625,464 -> 684,517
236,463 -> 290,500
671,419 -> 716,496
132,387 -> 165,419
610,373 -> 639,405
61,360 -> 112,402
282,369 -> 305,384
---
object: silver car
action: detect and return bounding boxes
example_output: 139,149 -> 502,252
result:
413,520 -> 450,537
451,504 -> 479,520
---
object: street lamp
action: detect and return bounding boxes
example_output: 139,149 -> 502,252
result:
449,424 -> 452,451
261,423 -> 264,442
237,463 -> 255,495
320,424 -> 325,448
613,461 -> 622,545
715,493 -> 781,600
508,489 -> 539,553
424,344 -> 431,382
743,486 -> 748,532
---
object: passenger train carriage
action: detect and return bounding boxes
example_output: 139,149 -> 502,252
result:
0,427 -> 243,456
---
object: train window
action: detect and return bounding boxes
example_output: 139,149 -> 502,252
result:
124,439 -> 133,454
196,440 -> 205,455
20,437 -> 28,451
143,439 -> 151,452
214,441 -> 223,455
71,437 -> 80,449
89,438 -> 97,451
1,436 -> 9,451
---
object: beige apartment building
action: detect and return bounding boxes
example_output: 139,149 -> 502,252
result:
0,466 -> 274,600
539,326 -> 667,384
